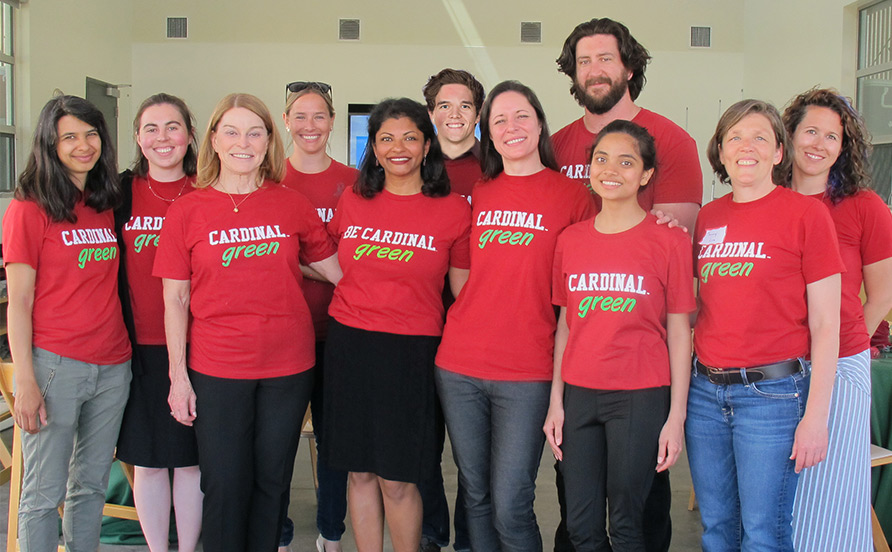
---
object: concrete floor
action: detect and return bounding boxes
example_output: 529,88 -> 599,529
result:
0,435 -> 703,551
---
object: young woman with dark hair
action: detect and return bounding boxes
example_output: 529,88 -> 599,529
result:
3,95 -> 132,551
544,120 -> 694,551
435,81 -> 596,552
323,97 -> 470,552
114,93 -> 202,552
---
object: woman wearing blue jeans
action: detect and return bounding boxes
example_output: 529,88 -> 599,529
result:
688,99 -> 842,551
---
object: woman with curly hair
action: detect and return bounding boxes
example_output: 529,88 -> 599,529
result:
784,89 -> 892,552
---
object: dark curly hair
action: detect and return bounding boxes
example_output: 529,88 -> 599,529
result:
16,95 -> 122,222
356,98 -> 450,198
782,88 -> 872,204
479,81 -> 558,180
706,99 -> 791,187
556,18 -> 651,101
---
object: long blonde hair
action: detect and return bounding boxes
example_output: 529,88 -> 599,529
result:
197,93 -> 285,188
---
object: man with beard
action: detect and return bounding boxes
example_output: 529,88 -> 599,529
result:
552,17 -> 702,231
550,17 -> 702,552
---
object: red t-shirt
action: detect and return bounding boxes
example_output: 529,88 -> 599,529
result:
693,186 -> 844,368
444,142 -> 482,200
553,215 -> 695,390
121,175 -> 196,345
3,198 -> 131,365
812,190 -> 892,357
436,169 -> 597,381
153,183 -> 335,379
328,188 -> 471,336
281,159 -> 356,340
552,109 -> 703,209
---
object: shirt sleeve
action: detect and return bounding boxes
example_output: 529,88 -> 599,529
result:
800,201 -> 845,284
152,200 -> 192,280
652,132 -> 703,206
449,199 -> 472,270
297,197 -> 337,265
859,191 -> 892,266
666,231 -> 697,313
2,200 -> 47,270
552,234 -> 568,307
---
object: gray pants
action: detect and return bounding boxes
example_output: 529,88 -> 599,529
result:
18,347 -> 131,552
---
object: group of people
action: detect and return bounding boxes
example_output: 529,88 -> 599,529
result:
3,15 -> 891,552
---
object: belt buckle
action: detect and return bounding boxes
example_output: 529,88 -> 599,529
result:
707,367 -> 725,384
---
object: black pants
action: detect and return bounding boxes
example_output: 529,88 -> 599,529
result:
555,469 -> 672,552
191,369 -> 314,552
559,385 -> 669,552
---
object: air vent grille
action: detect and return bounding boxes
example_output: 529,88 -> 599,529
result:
690,26 -> 711,48
167,17 -> 187,39
521,21 -> 542,43
339,19 -> 361,41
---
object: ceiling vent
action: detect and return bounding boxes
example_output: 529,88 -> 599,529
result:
690,26 -> 711,48
521,21 -> 542,44
339,19 -> 361,41
167,17 -> 187,39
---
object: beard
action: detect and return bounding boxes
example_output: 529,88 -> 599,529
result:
571,75 -> 628,115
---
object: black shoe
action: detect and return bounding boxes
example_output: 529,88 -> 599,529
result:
420,537 -> 441,552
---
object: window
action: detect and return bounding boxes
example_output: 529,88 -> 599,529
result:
0,1 -> 14,193
858,0 -> 892,203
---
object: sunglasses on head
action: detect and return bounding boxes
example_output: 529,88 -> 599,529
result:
286,81 -> 332,97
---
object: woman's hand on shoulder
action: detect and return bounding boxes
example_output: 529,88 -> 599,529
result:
13,378 -> 47,434
168,373 -> 197,427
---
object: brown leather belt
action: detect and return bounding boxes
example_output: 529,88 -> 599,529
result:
695,359 -> 802,385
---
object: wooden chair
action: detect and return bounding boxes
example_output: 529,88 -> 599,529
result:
0,362 -> 138,551
872,444 -> 892,552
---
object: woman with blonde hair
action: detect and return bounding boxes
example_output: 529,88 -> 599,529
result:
155,93 -> 341,552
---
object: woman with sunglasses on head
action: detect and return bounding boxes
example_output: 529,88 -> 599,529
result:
435,81 -> 596,552
114,93 -> 202,552
323,97 -> 470,552
278,81 -> 355,552
687,99 -> 842,551
154,93 -> 341,552
783,89 -> 892,552
3,95 -> 131,552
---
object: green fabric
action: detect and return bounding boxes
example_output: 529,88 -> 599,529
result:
100,461 -> 146,545
871,356 -> 892,539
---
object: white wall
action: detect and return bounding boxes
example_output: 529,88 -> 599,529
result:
5,0 -> 860,227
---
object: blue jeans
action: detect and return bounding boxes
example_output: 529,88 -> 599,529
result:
685,363 -> 810,552
435,368 -> 549,552
19,347 -> 131,552
419,389 -> 469,551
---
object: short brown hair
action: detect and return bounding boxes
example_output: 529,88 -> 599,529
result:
197,93 -> 285,187
422,68 -> 485,114
707,99 -> 790,186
